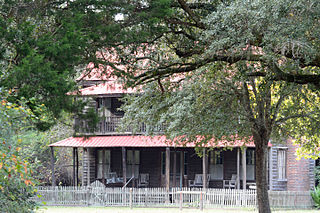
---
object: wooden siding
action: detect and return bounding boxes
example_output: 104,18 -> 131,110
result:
82,148 -> 96,186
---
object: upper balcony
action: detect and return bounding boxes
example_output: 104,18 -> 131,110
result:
74,116 -> 166,135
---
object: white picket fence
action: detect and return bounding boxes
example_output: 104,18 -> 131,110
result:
32,187 -> 313,209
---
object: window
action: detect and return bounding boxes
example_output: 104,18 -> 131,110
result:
209,151 -> 223,180
111,98 -> 124,116
97,149 -> 110,179
96,98 -> 103,109
126,150 -> 140,178
245,149 -> 255,180
277,149 -> 286,180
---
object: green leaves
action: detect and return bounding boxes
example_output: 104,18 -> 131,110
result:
0,91 -> 37,212
311,186 -> 320,209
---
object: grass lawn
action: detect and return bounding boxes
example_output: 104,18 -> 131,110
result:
36,206 -> 318,213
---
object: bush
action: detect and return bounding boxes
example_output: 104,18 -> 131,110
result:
0,94 -> 37,212
315,165 -> 320,186
311,186 -> 320,209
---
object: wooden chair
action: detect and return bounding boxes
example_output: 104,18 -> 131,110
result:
223,174 -> 237,189
138,173 -> 149,187
106,172 -> 118,184
188,174 -> 210,188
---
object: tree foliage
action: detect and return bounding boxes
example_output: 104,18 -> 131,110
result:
0,91 -> 37,212
1,0 -> 320,212
18,116 -> 74,186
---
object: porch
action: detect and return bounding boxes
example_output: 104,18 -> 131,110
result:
49,136 -> 261,190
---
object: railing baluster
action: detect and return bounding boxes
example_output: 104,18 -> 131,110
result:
75,115 -> 167,135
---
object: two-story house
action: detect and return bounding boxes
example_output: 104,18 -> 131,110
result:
49,68 -> 315,191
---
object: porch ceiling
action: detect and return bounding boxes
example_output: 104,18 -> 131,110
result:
49,135 -> 265,148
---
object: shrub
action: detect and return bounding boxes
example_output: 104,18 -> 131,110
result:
311,186 -> 320,209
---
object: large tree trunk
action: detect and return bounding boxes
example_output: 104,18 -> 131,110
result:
254,134 -> 271,213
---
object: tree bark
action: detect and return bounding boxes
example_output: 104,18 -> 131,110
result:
254,134 -> 271,213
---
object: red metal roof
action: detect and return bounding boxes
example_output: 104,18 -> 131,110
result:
49,135 -> 261,148
72,81 -> 136,96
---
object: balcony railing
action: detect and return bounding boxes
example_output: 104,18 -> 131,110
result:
75,116 -> 166,135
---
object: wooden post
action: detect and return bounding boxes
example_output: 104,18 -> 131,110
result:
166,147 -> 170,203
202,148 -> 208,189
87,148 -> 91,186
266,148 -> 269,189
122,147 -> 127,187
129,188 -> 133,209
180,151 -> 184,188
75,147 -> 79,186
237,148 -> 240,189
269,147 -> 273,191
132,149 -> 135,187
242,148 -> 247,190
50,146 -> 56,187
179,191 -> 183,211
166,147 -> 170,190
200,191 -> 203,211
73,147 -> 76,186
102,148 -> 106,185
82,148 -> 85,186
173,151 -> 177,187
86,186 -> 91,206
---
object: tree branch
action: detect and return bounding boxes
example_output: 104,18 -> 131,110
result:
275,113 -> 314,124
177,0 -> 206,29
248,63 -> 320,87
133,54 -> 263,85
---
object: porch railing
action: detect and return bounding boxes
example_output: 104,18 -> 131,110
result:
32,186 -> 314,209
74,116 -> 166,135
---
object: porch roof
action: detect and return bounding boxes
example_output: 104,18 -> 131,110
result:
49,135 -> 267,148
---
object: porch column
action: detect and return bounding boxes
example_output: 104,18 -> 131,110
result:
173,151 -> 177,187
87,148 -> 91,186
266,147 -> 269,189
122,147 -> 127,186
102,148 -> 106,185
242,148 -> 247,190
132,148 -> 135,187
73,147 -> 76,186
202,148 -> 208,189
180,151 -> 184,188
82,148 -> 85,186
269,147 -> 273,191
237,148 -> 240,189
165,147 -> 170,191
75,147 -> 79,186
50,146 -> 56,187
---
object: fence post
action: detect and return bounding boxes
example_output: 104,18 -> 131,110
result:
129,188 -> 133,209
145,188 -> 148,207
86,186 -> 91,206
200,191 -> 203,211
179,191 -> 183,211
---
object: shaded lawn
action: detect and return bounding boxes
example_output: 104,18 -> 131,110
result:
36,206 -> 318,213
